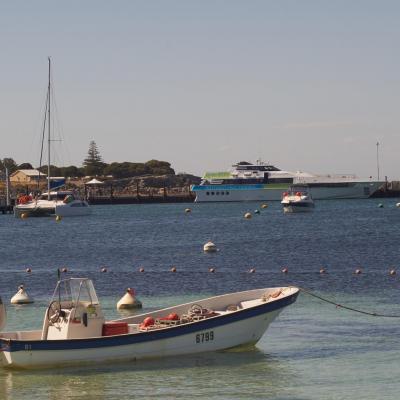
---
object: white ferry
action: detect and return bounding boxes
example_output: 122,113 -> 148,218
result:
191,161 -> 384,202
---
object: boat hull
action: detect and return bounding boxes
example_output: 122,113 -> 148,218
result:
192,181 -> 384,202
0,289 -> 298,368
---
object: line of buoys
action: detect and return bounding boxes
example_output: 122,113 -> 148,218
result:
117,288 -> 142,310
10,285 -> 34,305
244,212 -> 252,219
203,241 -> 217,253
86,266 -> 400,276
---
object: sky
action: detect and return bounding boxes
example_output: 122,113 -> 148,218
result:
0,0 -> 399,179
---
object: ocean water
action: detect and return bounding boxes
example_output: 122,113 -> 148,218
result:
1,199 -> 400,399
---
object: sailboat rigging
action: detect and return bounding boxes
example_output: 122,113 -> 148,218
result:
14,58 -> 91,217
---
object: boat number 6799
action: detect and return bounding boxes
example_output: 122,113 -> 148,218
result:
196,331 -> 214,343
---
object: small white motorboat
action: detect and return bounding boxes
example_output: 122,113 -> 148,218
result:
281,186 -> 314,213
0,278 -> 299,368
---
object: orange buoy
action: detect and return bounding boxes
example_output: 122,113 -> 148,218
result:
281,267 -> 288,274
389,269 -> 396,276
141,317 -> 155,328
101,267 -> 108,273
354,268 -> 362,275
249,268 -> 256,273
170,266 -> 177,272
208,267 -> 215,273
139,267 -> 145,272
26,268 -> 32,273
167,313 -> 179,321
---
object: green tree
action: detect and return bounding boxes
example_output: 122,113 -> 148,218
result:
38,164 -> 61,176
18,162 -> 33,170
83,141 -> 106,176
0,158 -> 18,173
145,160 -> 175,175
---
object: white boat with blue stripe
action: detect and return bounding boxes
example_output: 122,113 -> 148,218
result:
0,278 -> 299,368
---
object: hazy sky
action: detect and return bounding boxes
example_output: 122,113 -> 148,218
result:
1,1 -> 399,178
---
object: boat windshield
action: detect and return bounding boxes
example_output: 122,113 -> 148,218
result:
52,278 -> 99,305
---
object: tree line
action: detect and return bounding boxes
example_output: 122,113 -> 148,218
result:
0,141 -> 176,179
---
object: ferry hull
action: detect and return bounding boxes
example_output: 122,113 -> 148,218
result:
0,289 -> 298,369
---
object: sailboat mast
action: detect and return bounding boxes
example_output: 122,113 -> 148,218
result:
47,57 -> 51,200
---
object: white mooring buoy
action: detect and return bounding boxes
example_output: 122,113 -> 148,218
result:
117,288 -> 142,310
10,285 -> 34,305
203,241 -> 217,253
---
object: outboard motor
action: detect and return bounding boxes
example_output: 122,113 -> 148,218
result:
0,296 -> 6,331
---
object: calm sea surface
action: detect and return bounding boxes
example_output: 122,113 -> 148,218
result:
1,199 -> 400,399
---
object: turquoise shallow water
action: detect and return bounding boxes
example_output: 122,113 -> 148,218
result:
1,200 -> 400,399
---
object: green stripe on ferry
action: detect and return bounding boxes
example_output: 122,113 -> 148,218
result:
204,172 -> 231,179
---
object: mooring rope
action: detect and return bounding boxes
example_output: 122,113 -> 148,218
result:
295,286 -> 400,318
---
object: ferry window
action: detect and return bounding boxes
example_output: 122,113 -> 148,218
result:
206,192 -> 210,195
211,192 -> 215,195
221,192 -> 224,195
216,192 -> 219,195
226,192 -> 230,195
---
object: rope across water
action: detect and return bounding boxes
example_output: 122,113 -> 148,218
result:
295,286 -> 400,318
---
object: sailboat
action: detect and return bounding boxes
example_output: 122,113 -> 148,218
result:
14,58 -> 90,218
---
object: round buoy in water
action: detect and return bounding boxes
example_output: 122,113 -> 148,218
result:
249,268 -> 256,273
281,267 -> 288,274
254,210 -> 260,214
319,268 -> 326,274
354,268 -> 362,275
61,267 -> 68,273
208,267 -> 215,273
55,215 -> 62,222
244,212 -> 252,219
117,288 -> 142,310
396,203 -> 400,208
10,285 -> 34,305
101,267 -> 107,273
389,269 -> 396,276
20,213 -> 28,219
26,268 -> 32,273
378,203 -> 384,208
203,241 -> 217,253
139,267 -> 145,272
185,208 -> 191,214
261,204 -> 268,209
170,266 -> 177,272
